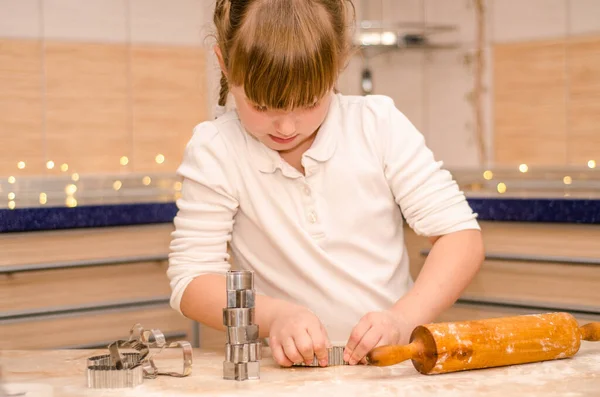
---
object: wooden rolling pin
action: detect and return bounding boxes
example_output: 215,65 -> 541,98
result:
366,312 -> 600,374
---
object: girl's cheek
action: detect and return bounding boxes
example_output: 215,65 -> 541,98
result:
240,111 -> 272,136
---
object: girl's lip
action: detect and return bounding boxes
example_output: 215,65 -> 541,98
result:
269,135 -> 297,144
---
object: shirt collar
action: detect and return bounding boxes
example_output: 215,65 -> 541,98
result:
247,93 -> 341,174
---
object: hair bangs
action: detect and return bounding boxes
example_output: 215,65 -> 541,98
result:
228,0 -> 340,110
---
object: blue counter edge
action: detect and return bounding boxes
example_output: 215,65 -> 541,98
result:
1,198 -> 599,233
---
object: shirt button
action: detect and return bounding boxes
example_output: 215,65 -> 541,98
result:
304,186 -> 311,195
308,211 -> 318,224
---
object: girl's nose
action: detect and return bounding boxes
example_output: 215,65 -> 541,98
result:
275,116 -> 296,136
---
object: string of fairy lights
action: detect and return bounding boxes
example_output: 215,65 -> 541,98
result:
1,158 -> 598,210
2,153 -> 184,210
481,160 -> 596,195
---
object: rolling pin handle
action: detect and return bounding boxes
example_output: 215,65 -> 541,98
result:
580,323 -> 600,341
365,341 -> 420,367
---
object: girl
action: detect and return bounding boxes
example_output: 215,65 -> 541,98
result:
167,0 -> 484,368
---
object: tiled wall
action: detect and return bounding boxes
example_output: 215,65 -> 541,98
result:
492,0 -> 600,167
338,0 -> 600,169
337,0 -> 491,168
0,0 -> 214,177
2,0 -> 600,177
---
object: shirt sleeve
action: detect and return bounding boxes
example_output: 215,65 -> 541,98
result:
366,95 -> 480,237
167,121 -> 239,314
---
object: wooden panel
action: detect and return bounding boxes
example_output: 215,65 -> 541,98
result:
44,41 -> 129,174
437,304 -> 600,325
568,36 -> 600,165
405,221 -> 600,312
0,223 -> 174,267
0,39 -> 44,176
462,259 -> 600,309
0,306 -> 191,349
131,45 -> 208,173
478,221 -> 600,259
493,40 -> 567,166
405,221 -> 600,272
1,261 -> 171,312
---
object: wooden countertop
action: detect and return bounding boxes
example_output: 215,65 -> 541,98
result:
2,343 -> 600,396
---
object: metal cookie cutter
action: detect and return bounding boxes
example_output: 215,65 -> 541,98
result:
293,346 -> 349,367
86,353 -> 145,389
223,361 -> 260,381
225,341 -> 262,363
86,323 -> 193,389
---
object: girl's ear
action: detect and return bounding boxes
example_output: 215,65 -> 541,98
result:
214,45 -> 228,77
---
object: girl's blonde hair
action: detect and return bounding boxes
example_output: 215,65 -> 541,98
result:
213,0 -> 355,110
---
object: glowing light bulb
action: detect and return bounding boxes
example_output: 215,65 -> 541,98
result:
46,160 -> 55,169
563,176 -> 572,185
65,184 -> 77,195
483,170 -> 493,180
8,176 -> 16,184
61,163 -> 69,172
497,182 -> 507,194
113,180 -> 122,191
120,156 -> 129,166
40,193 -> 47,205
588,160 -> 596,169
155,154 -> 165,164
71,173 -> 80,182
17,161 -> 26,169
66,197 -> 77,207
8,201 -> 15,210
142,176 -> 151,186
8,192 -> 15,200
174,181 -> 182,191
519,164 -> 528,173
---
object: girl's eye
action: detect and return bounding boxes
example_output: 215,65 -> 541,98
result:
253,105 -> 268,112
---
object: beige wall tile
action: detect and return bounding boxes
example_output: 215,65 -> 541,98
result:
382,0 -> 423,23
129,0 -> 207,45
131,46 -> 208,173
0,0 -> 41,38
0,39 -> 44,177
567,36 -> 600,166
493,40 -> 568,166
483,45 -> 495,166
491,0 -> 568,43
339,52 -> 425,136
368,51 -> 425,132
425,0 -> 493,46
337,55 -> 366,96
357,0 -> 382,23
42,0 -> 127,43
569,0 -> 600,36
44,42 -> 130,174
424,46 -> 484,168
356,0 -> 424,39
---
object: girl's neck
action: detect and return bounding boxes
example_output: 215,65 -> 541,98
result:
278,132 -> 318,174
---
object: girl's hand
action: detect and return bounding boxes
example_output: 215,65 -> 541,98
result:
343,310 -> 412,365
269,305 -> 331,367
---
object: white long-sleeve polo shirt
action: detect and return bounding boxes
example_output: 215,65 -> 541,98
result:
167,93 -> 480,343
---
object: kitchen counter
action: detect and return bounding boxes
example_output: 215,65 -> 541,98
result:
1,196 -> 599,233
2,168 -> 600,232
2,343 -> 600,397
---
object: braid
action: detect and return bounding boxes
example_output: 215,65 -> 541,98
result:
218,72 -> 229,107
214,0 -> 232,107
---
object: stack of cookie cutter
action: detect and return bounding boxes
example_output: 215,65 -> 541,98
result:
223,270 -> 262,380
86,323 -> 193,389
292,346 -> 349,367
